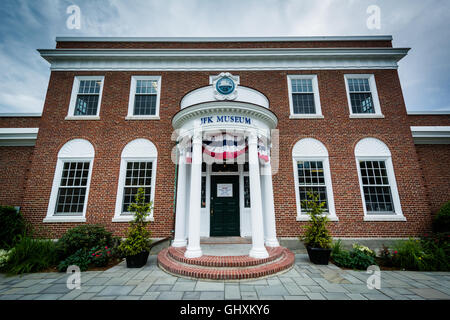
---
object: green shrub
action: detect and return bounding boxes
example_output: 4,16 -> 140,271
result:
330,242 -> 376,270
57,249 -> 91,272
89,245 -> 112,267
0,249 -> 12,268
300,192 -> 332,249
57,224 -> 113,259
118,188 -> 152,257
392,238 -> 427,270
0,206 -> 27,249
2,237 -> 57,275
419,233 -> 450,271
433,201 -> 450,233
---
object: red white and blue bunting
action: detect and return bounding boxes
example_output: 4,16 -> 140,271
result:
183,133 -> 269,164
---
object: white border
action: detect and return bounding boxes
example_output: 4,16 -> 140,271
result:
112,139 -> 158,222
292,138 -> 337,221
44,139 -> 95,223
344,74 -> 383,118
287,75 -> 323,119
354,138 -> 405,221
66,76 -> 104,120
126,76 -> 161,120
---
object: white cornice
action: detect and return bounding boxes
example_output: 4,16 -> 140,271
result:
0,113 -> 42,117
411,126 -> 450,144
407,110 -> 450,115
55,35 -> 393,42
0,128 -> 39,146
38,48 -> 409,71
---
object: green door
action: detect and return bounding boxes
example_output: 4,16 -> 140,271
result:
210,175 -> 240,236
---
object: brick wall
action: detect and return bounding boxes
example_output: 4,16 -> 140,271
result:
0,146 -> 34,207
15,66 -> 440,239
415,144 -> 450,216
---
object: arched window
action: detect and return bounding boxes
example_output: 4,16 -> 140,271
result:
113,139 -> 158,222
354,137 -> 405,221
292,138 -> 337,221
44,139 -> 95,222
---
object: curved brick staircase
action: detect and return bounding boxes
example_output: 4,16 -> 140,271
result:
157,246 -> 295,280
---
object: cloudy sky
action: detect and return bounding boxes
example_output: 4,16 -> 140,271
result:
0,0 -> 449,113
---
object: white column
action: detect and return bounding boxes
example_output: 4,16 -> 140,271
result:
184,133 -> 203,258
261,161 -> 280,247
248,132 -> 269,259
172,147 -> 188,247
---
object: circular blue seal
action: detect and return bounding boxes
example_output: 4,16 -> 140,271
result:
216,77 -> 235,95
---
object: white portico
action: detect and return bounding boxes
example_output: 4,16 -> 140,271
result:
171,73 -> 279,259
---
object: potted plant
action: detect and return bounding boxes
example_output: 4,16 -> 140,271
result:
300,191 -> 332,265
118,187 -> 153,268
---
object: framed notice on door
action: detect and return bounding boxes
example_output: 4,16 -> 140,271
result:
217,184 -> 233,197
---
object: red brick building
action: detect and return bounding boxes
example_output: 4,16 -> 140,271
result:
1,36 -> 449,258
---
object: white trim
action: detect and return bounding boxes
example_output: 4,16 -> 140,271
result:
44,139 -> 95,223
55,35 -> 394,42
354,138 -> 404,221
410,126 -> 450,144
344,74 -> 383,117
287,75 -> 322,118
292,138 -> 337,221
113,139 -> 158,222
0,113 -> 41,117
38,48 -> 409,71
67,76 -> 104,119
126,76 -> 162,119
407,110 -> 450,115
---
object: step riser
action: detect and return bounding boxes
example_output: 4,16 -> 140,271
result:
157,247 -> 295,281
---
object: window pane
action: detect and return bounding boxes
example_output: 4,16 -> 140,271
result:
297,161 -> 328,211
291,79 -> 313,93
133,95 -> 157,115
350,92 -> 374,114
122,161 -> 153,213
348,78 -> 370,93
244,176 -> 251,208
292,93 -> 315,114
136,80 -> 158,94
359,160 -> 394,213
74,95 -> 99,115
78,80 -> 101,94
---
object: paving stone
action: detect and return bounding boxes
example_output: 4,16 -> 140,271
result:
341,284 -> 373,294
323,293 -> 351,300
259,295 -> 284,300
141,292 -> 161,300
293,278 -> 317,286
14,284 -> 52,295
129,281 -> 154,295
284,295 -> 309,300
97,285 -> 135,296
346,293 -> 368,300
320,283 -> 349,293
0,294 -> 24,300
40,284 -> 71,294
241,292 -> 258,300
391,287 -> 415,295
182,291 -> 201,300
172,282 -> 196,292
148,285 -> 173,292
225,284 -> 241,300
154,277 -> 177,285
157,292 -> 184,300
239,284 -> 255,292
74,293 -> 97,300
195,281 -> 225,291
255,284 -> 288,296
117,295 -> 141,300
11,279 -> 42,287
84,286 -> 106,293
304,285 -> 325,293
306,292 -> 326,300
404,295 -> 425,300
240,279 -> 268,285
283,282 -> 304,295
199,291 -> 224,300
34,293 -> 64,300
362,293 -> 392,300
18,294 -> 40,300
58,288 -> 86,300
410,288 -> 450,299
91,296 -> 117,300
84,277 -> 111,286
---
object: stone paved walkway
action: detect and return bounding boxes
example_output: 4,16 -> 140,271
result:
0,254 -> 449,300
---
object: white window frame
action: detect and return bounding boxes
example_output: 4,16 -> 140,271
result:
292,138 -> 337,221
354,138 -> 405,221
287,75 -> 323,119
113,139 -> 158,222
66,76 -> 104,120
126,76 -> 161,120
344,74 -> 383,118
44,139 -> 95,223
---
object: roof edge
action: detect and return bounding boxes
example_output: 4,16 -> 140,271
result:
55,35 -> 393,43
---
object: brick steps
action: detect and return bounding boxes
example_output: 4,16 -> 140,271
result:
157,246 -> 295,280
